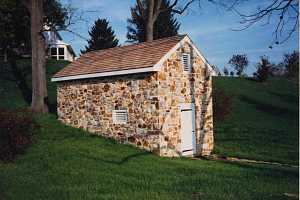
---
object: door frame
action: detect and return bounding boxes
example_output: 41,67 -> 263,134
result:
179,103 -> 196,156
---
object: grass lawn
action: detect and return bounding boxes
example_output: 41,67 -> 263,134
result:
0,114 -> 298,200
213,77 -> 299,165
0,60 -> 298,199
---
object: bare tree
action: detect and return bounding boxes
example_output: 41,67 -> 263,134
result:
228,0 -> 299,47
136,0 -> 196,41
137,0 -> 299,45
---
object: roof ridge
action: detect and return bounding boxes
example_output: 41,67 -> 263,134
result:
83,34 -> 186,56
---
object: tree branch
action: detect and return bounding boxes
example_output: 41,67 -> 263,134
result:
136,0 -> 146,19
229,0 -> 298,45
171,0 -> 196,14
153,0 -> 163,21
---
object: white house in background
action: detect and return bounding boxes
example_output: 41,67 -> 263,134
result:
44,30 -> 76,62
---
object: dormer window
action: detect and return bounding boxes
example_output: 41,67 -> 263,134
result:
182,53 -> 191,72
50,47 -> 65,60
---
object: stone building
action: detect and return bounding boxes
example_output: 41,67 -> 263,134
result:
52,35 -> 216,157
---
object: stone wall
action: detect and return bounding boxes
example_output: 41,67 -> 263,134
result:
57,41 -> 214,157
157,42 -> 214,156
57,73 -> 161,153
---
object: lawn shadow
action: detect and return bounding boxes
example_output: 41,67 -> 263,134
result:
78,151 -> 151,165
268,91 -> 298,105
217,160 -> 299,178
216,138 -> 248,142
238,95 -> 297,117
245,77 -> 258,82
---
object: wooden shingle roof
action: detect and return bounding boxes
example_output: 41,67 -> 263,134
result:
53,35 -> 185,79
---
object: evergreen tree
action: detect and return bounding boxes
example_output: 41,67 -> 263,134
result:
127,0 -> 180,43
82,19 -> 119,53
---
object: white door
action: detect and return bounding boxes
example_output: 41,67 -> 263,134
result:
180,104 -> 196,156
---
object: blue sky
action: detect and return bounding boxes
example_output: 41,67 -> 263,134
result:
60,0 -> 299,74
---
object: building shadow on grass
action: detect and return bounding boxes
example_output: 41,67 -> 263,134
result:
238,95 -> 297,118
78,151 -> 151,165
267,91 -> 298,104
216,138 -> 248,142
218,160 -> 299,178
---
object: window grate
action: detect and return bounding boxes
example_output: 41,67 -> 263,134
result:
182,53 -> 191,72
113,110 -> 128,124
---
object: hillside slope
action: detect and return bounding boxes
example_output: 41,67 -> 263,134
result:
0,59 -> 69,110
0,61 -> 298,199
0,60 -> 298,165
213,77 -> 298,165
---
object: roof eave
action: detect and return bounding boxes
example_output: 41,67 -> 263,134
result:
51,66 -> 157,82
52,34 -> 217,82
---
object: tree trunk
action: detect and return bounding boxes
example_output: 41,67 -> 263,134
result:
30,0 -> 48,113
145,0 -> 154,42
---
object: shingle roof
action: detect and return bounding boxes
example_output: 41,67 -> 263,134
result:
53,35 -> 185,78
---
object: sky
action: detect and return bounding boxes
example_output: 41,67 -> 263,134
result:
60,0 -> 299,75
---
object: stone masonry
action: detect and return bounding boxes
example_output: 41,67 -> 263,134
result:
57,41 -> 214,157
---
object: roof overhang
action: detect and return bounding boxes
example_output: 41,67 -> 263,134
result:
51,66 -> 157,82
51,35 -> 217,82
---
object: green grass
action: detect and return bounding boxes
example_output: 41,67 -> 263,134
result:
213,77 -> 299,165
0,60 -> 298,199
0,59 -> 69,110
0,114 -> 298,200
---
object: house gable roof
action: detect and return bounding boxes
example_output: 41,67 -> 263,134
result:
52,35 -> 215,82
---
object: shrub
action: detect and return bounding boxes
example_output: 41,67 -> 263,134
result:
0,109 -> 37,161
213,88 -> 232,122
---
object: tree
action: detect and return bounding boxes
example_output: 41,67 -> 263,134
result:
282,51 -> 299,81
253,56 -> 273,82
223,67 -> 229,76
0,0 -> 31,62
29,0 -> 48,113
228,54 -> 249,76
133,0 -> 298,45
81,19 -> 119,53
0,1 -> 32,103
22,0 -> 67,113
1,0 -> 68,108
127,0 -> 180,43
132,0 -> 194,42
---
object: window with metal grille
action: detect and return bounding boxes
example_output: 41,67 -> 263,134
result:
113,110 -> 128,124
182,53 -> 191,72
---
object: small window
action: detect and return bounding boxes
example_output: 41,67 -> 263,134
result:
50,47 -> 57,56
58,47 -> 64,55
182,53 -> 191,72
113,110 -> 128,124
58,56 -> 65,60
